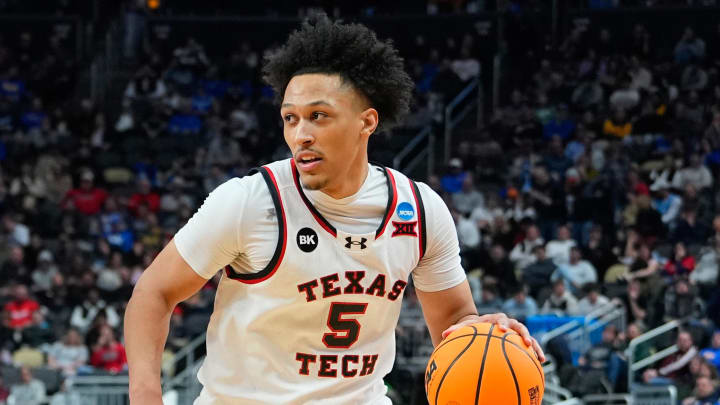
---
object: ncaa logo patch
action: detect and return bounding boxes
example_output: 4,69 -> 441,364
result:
296,227 -> 318,253
396,202 -> 415,221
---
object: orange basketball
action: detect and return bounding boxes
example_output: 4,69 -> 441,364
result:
425,322 -> 544,405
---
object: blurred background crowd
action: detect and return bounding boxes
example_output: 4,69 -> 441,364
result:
2,0 -> 720,404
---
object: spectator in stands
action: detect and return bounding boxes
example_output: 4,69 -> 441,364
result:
692,237 -> 720,288
672,153 -> 713,191
47,328 -> 89,377
545,225 -> 576,265
3,284 -> 39,331
127,177 -> 160,216
528,166 -> 566,240
543,104 -> 576,141
663,242 -> 697,278
89,325 -> 127,374
124,63 -> 167,100
61,171 -> 108,216
650,177 -> 683,226
478,243 -> 518,298
2,212 -> 29,247
30,249 -> 58,293
682,376 -> 720,405
609,77 -> 640,111
541,278 -> 579,316
440,158 -> 467,194
700,330 -> 720,371
49,380 -> 81,405
583,225 -> 617,282
575,283 -> 610,316
476,284 -> 503,311
675,27 -> 706,64
0,376 -> 8,404
663,278 -> 704,322
501,286 -> 538,322
7,367 -> 45,405
543,136 -> 574,179
522,244 -> 557,299
451,173 -> 484,215
20,97 -> 47,131
644,330 -> 698,387
602,108 -> 633,139
0,245 -> 31,287
69,288 -> 120,333
510,224 -> 544,270
553,246 -> 597,294
578,324 -> 619,373
20,310 -> 53,347
673,206 -> 711,246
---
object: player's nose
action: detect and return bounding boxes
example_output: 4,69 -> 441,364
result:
293,120 -> 315,146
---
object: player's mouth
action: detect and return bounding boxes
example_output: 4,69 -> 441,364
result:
296,152 -> 323,172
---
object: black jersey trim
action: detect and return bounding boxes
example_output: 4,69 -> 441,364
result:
224,166 -> 287,284
409,179 -> 427,259
290,160 -> 396,239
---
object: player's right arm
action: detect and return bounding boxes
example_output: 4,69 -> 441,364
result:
125,240 -> 208,404
125,177 -> 254,404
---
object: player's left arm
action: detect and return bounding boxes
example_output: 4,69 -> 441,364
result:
412,183 -> 545,362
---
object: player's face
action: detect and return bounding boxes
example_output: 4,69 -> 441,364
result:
281,74 -> 378,198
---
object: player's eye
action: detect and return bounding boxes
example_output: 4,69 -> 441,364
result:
283,114 -> 297,123
311,112 -> 326,120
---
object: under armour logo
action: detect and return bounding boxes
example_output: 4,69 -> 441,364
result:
344,237 -> 367,250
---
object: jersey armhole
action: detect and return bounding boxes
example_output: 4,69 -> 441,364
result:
224,166 -> 287,284
409,179 -> 427,261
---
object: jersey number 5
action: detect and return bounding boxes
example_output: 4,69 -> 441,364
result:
322,302 -> 368,349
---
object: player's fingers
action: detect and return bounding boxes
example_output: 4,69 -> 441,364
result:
441,324 -> 461,339
503,317 -> 531,345
531,337 -> 546,363
489,313 -> 510,332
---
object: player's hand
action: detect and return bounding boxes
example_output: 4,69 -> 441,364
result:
441,313 -> 546,363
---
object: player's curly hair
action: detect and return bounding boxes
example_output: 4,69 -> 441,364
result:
262,13 -> 414,132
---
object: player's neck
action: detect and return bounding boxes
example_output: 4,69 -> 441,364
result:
320,158 -> 370,200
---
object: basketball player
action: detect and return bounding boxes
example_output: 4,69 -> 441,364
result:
125,15 -> 545,404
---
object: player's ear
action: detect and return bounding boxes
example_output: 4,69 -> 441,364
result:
359,108 -> 378,138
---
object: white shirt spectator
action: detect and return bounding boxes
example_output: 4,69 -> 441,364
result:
691,248 -> 720,285
609,88 -> 640,111
575,293 -> 610,316
452,189 -> 484,216
546,239 -> 577,265
541,289 -> 579,316
553,259 -> 598,293
451,57 -> 480,82
456,216 -> 480,250
510,237 -> 545,270
672,165 -> 713,191
47,339 -> 89,377
70,298 -> 120,333
8,377 -> 45,405
630,67 -> 653,91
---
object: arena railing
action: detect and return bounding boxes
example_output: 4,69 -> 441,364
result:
543,382 -> 575,404
443,77 -> 481,164
540,300 -> 626,365
393,125 -> 434,179
69,332 -> 207,404
626,319 -> 683,392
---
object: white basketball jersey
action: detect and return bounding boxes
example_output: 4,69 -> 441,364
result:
194,159 -> 428,405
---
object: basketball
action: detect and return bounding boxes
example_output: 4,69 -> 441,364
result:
425,322 -> 544,405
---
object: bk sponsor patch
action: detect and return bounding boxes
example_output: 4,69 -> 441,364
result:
297,227 -> 318,252
391,221 -> 417,237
